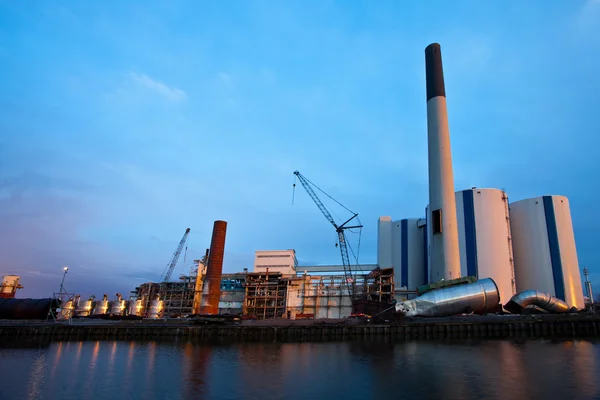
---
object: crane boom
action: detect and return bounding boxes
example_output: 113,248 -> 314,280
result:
294,172 -> 339,229
160,228 -> 191,282
293,171 -> 363,301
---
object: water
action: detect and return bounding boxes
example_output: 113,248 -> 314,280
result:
0,339 -> 599,400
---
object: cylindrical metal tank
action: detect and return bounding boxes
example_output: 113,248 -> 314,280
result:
199,220 -> 228,315
110,293 -> 126,316
127,298 -> 145,317
92,294 -> 109,315
147,295 -> 164,319
75,296 -> 94,317
395,277 -> 500,317
454,188 -> 516,305
391,218 -> 428,291
0,275 -> 21,299
60,297 -> 75,319
509,195 -> 585,309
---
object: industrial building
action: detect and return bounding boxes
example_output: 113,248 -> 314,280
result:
379,43 -> 586,314
125,250 -> 385,320
1,43 -> 592,322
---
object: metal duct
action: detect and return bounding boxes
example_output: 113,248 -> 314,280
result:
504,290 -> 571,314
199,220 -> 228,315
395,277 -> 500,317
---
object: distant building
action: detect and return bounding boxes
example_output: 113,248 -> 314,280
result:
253,249 -> 298,275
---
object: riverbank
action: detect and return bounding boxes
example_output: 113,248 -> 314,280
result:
1,313 -> 599,342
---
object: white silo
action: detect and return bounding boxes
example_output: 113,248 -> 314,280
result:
455,188 -> 516,304
509,195 -> 584,309
391,218 -> 428,292
377,216 -> 393,269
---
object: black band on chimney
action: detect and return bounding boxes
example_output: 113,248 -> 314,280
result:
425,43 -> 446,101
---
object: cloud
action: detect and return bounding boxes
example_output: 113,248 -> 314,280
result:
129,72 -> 187,102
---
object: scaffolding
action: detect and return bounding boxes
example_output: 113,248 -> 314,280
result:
128,266 -> 388,320
243,272 -> 287,319
366,267 -> 395,303
132,273 -> 249,318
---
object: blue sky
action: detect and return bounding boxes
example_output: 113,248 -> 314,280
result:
1,0 -> 599,299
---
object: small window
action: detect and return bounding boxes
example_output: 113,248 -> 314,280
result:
432,209 -> 442,234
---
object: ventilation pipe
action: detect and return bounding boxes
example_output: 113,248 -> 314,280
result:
504,290 -> 572,314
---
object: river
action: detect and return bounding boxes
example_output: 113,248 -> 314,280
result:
0,339 -> 598,400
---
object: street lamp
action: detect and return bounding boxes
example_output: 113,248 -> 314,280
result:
59,266 -> 69,301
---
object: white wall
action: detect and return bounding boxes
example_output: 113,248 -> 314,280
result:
253,250 -> 297,274
377,217 -> 392,269
391,219 -> 427,291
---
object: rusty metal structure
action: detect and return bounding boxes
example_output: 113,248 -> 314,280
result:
192,250 -> 209,314
0,275 -> 23,299
199,220 -> 228,315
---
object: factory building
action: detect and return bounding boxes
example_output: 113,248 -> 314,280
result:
253,250 -> 298,274
509,196 -> 585,309
122,254 -> 388,320
9,43 -> 589,321
379,189 -> 584,310
377,217 -> 427,298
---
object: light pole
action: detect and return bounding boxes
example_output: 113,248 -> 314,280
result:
59,266 -> 69,302
583,267 -> 594,306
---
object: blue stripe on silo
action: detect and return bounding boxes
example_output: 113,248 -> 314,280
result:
543,196 -> 566,300
462,190 -> 478,277
401,219 -> 408,287
423,223 -> 428,285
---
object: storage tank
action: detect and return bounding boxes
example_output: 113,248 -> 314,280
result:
509,195 -> 584,309
92,294 -> 109,315
391,218 -> 428,291
147,295 -> 164,319
454,188 -> 516,304
75,296 -> 94,317
127,298 -> 145,317
110,293 -> 126,316
0,275 -> 22,299
60,297 -> 75,319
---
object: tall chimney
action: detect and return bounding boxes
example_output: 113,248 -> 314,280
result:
425,43 -> 461,282
199,220 -> 227,314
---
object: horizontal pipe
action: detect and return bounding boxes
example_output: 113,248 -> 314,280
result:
395,278 -> 500,317
504,290 -> 571,314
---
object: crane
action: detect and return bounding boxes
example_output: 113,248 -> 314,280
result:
160,228 -> 191,282
292,171 -> 363,302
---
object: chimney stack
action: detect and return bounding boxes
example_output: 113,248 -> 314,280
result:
199,220 -> 228,314
425,43 -> 461,283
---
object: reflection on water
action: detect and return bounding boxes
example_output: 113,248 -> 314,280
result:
0,338 -> 599,400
